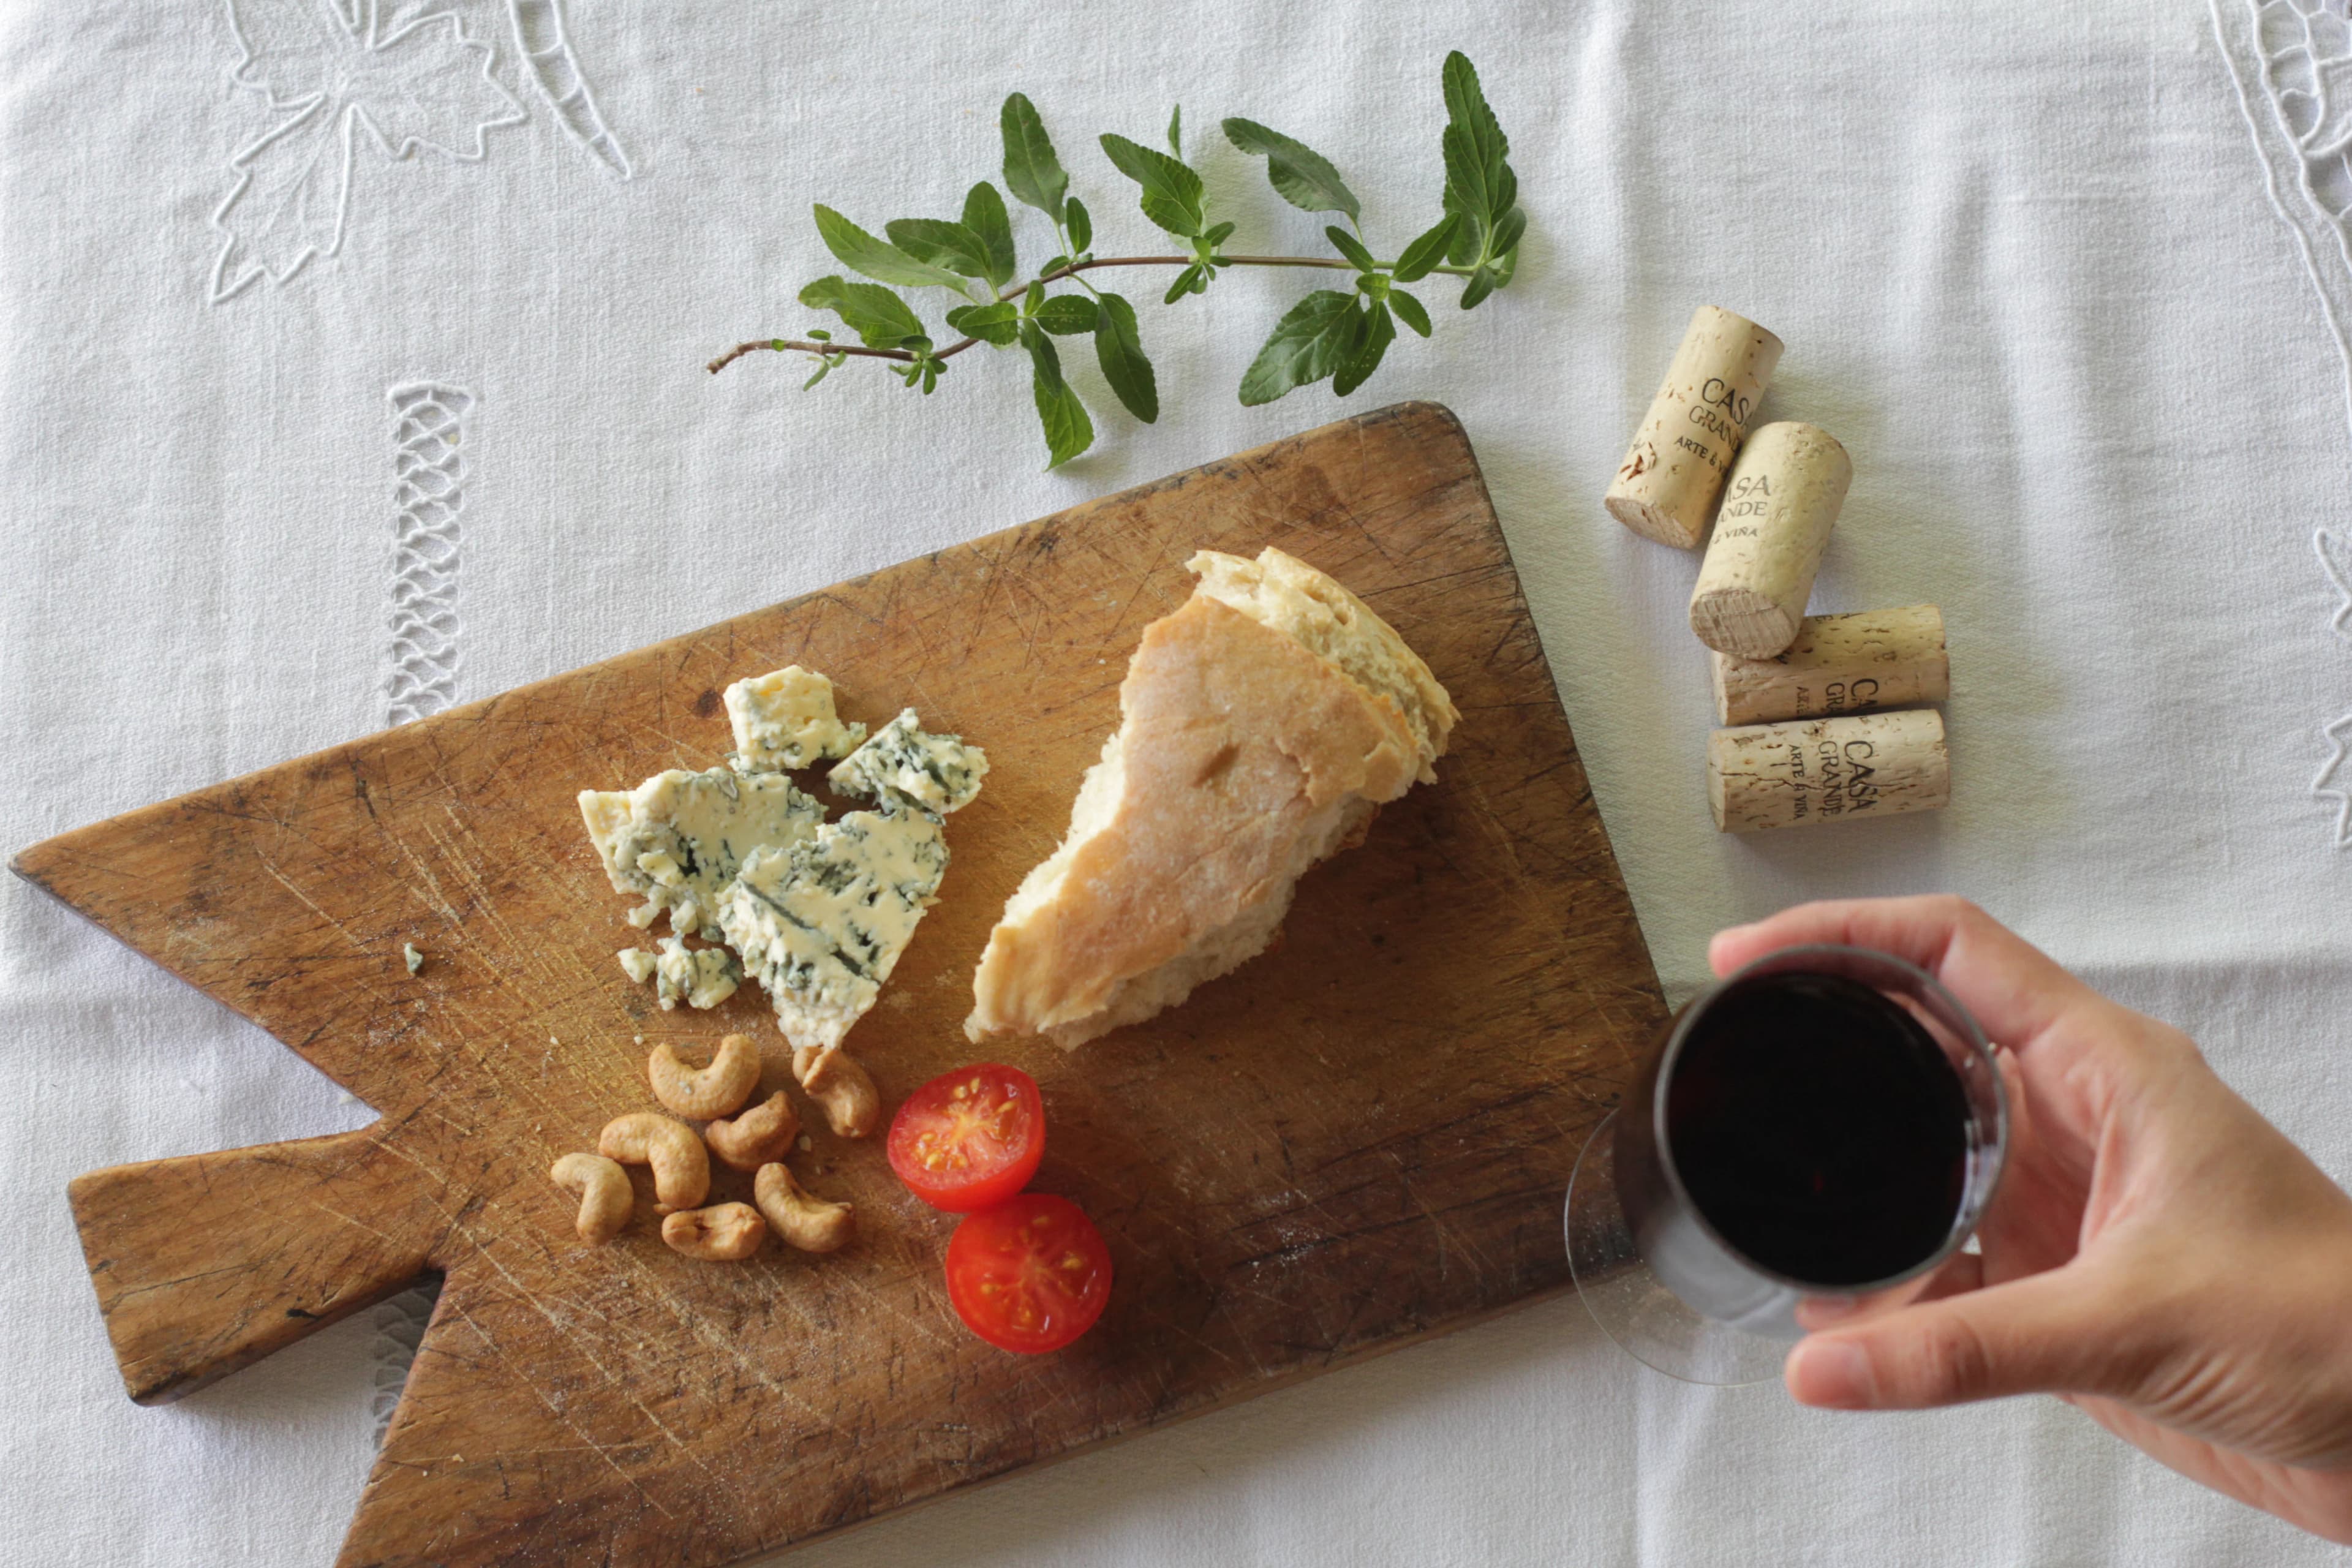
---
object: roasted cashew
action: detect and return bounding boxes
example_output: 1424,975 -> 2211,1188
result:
549,1152 -> 633,1245
598,1112 -> 711,1215
704,1090 -> 800,1172
646,1033 -> 761,1120
792,1045 -> 880,1139
660,1201 -> 766,1261
753,1163 -> 856,1253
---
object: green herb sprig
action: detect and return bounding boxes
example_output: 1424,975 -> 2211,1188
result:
709,51 -> 1525,469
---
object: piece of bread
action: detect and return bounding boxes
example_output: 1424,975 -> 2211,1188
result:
965,547 -> 1457,1049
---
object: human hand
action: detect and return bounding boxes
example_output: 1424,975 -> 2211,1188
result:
1709,897 -> 2352,1544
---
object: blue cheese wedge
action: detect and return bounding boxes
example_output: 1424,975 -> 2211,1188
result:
578,767 -> 823,935
653,935 -> 740,1011
725,665 -> 866,773
718,809 -> 948,1051
827,709 -> 989,817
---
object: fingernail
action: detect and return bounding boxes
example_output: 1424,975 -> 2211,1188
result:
1790,1338 -> 1875,1407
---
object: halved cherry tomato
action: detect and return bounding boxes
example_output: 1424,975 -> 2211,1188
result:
944,1193 -> 1113,1353
886,1063 -> 1046,1212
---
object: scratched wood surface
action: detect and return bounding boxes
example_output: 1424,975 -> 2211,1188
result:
18,402 -> 1665,1568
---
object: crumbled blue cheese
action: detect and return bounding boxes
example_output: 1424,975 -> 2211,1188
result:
578,767 -> 823,935
827,709 -> 989,817
725,665 -> 866,773
719,809 -> 948,1050
617,948 -> 657,985
402,943 -> 425,976
654,935 -> 740,1011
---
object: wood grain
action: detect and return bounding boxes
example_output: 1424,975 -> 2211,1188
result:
16,402 -> 1664,1568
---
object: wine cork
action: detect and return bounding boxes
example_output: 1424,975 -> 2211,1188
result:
1708,709 -> 1949,833
1687,422 -> 1851,658
1604,306 -> 1783,550
1711,605 -> 1949,726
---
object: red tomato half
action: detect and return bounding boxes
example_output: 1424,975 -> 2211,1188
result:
944,1193 -> 1114,1354
886,1063 -> 1046,1212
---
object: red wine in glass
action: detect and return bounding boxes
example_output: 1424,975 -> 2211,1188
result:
1567,944 -> 2009,1384
1667,971 -> 1971,1286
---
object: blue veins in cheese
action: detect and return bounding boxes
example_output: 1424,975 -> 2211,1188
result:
578,767 -> 823,936
827,709 -> 989,818
725,665 -> 867,774
718,809 -> 948,1052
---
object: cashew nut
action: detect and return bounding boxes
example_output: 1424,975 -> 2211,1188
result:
598,1112 -> 711,1215
646,1033 -> 762,1120
704,1090 -> 800,1172
660,1201 -> 766,1261
792,1045 -> 880,1139
549,1152 -> 633,1245
753,1162 -> 856,1253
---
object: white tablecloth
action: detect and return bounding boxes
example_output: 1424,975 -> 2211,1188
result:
4,1 -> 2350,1563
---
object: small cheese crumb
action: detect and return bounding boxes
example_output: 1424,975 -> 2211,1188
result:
654,935 -> 741,1011
725,665 -> 866,772
618,948 -> 657,985
402,943 -> 424,975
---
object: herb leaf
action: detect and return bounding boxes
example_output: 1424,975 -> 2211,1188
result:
799,275 -> 928,349
1163,263 -> 1204,304
1325,224 -> 1378,274
1099,132 -> 1205,238
1022,322 -> 1093,468
1033,295 -> 1100,335
1167,104 -> 1183,157
945,300 -> 1021,345
1441,127 -> 1496,249
1487,206 -> 1527,268
1093,292 -> 1158,422
1066,195 -> 1093,255
813,206 -> 970,291
960,182 -> 1018,289
1442,51 -> 1509,199
1459,264 -> 1497,311
1000,93 -> 1069,222
1389,287 -> 1432,337
1222,117 -> 1361,222
1239,290 -> 1362,405
1438,50 -> 1517,270
884,219 -> 994,281
1333,301 -> 1394,396
1392,214 -> 1459,284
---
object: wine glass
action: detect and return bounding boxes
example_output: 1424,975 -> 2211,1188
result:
1564,944 -> 2009,1386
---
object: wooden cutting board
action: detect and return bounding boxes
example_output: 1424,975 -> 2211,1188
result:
18,401 -> 1664,1568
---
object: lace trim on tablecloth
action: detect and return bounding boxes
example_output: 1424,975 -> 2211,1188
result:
372,378 -> 473,1439
2214,0 -> 2352,846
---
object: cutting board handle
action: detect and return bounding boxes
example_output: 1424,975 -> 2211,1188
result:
67,1128 -> 447,1404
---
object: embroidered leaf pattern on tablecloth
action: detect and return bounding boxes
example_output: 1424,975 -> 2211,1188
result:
2216,0 -> 2352,845
210,0 -> 524,303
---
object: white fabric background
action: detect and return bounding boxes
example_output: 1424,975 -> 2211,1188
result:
2,0 -> 2348,1562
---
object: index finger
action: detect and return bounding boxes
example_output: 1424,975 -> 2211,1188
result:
1707,895 -> 2097,1053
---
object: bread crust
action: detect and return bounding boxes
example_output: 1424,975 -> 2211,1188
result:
967,595 -> 1415,1041
1188,546 -> 1460,782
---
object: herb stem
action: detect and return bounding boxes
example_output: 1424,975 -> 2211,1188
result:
708,252 -> 1472,375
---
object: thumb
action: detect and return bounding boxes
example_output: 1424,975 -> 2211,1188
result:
1784,1270 -> 2119,1410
